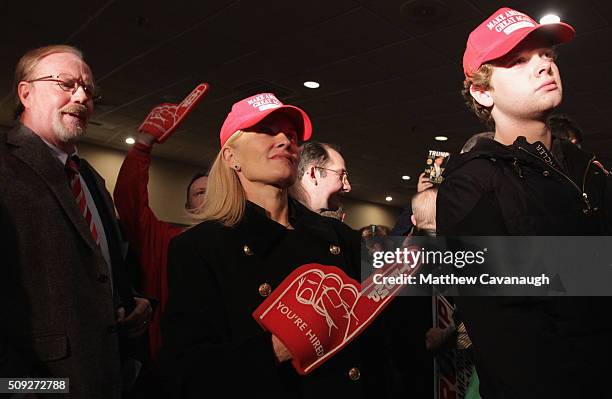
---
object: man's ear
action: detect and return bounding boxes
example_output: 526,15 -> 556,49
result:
470,84 -> 494,108
17,81 -> 32,110
410,214 -> 417,228
308,165 -> 318,186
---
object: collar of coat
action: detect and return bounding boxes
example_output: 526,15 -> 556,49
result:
444,135 -> 602,179
236,198 -> 343,257
5,124 -> 127,256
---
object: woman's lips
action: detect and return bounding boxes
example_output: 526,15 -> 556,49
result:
271,154 -> 295,164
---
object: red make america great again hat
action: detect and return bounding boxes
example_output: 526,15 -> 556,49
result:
219,93 -> 312,147
463,7 -> 575,77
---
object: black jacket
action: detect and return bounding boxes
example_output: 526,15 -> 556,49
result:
437,136 -> 612,398
438,136 -> 608,236
160,199 -> 391,398
390,205 -> 414,236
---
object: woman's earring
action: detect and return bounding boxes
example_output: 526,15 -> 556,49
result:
234,165 -> 241,171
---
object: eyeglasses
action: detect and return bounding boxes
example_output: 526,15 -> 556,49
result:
315,167 -> 349,182
26,73 -> 99,100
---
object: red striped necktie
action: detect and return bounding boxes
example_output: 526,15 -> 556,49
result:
65,156 -> 99,244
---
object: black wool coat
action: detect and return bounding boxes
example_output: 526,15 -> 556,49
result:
161,199 -> 392,399
437,136 -> 612,398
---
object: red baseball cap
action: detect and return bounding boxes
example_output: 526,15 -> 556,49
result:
219,92 -> 312,147
463,7 -> 575,77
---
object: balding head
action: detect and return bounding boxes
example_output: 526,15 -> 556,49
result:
290,141 -> 351,213
411,188 -> 438,231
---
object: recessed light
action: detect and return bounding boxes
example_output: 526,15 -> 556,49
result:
385,196 -> 393,202
540,14 -> 560,24
435,136 -> 448,141
303,81 -> 320,89
402,175 -> 411,180
125,137 -> 135,145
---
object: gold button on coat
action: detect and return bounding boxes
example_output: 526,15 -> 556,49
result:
348,367 -> 360,381
243,245 -> 254,256
329,244 -> 341,255
259,283 -> 272,297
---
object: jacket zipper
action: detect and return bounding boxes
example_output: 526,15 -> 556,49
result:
517,146 -> 594,213
581,155 -> 597,212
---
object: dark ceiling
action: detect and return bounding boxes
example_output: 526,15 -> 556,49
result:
1,0 -> 611,206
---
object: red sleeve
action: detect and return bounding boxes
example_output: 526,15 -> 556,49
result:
114,142 -> 184,360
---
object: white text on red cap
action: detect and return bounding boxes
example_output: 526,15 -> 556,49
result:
486,10 -> 535,35
247,93 -> 282,112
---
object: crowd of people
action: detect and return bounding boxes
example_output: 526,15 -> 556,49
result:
1,6 -> 611,399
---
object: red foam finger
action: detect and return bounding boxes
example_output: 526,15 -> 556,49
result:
156,83 -> 210,143
137,83 -> 210,143
253,260 -> 419,375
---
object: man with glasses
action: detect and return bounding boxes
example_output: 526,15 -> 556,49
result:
0,44 -> 151,398
289,141 -> 351,220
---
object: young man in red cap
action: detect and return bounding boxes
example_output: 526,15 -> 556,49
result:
437,7 -> 611,398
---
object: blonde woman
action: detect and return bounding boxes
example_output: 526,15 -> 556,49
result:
161,93 -> 389,398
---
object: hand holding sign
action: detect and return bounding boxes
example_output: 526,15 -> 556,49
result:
253,258 -> 422,375
138,83 -> 209,143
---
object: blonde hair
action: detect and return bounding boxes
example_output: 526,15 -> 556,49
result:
190,131 -> 246,227
411,188 -> 438,231
462,63 -> 494,129
14,44 -> 84,118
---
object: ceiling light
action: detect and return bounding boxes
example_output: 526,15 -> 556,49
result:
125,137 -> 135,145
540,14 -> 560,24
385,196 -> 393,202
402,175 -> 411,180
303,81 -> 320,89
435,136 -> 448,141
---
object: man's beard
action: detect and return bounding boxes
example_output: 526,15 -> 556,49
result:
52,104 -> 89,143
